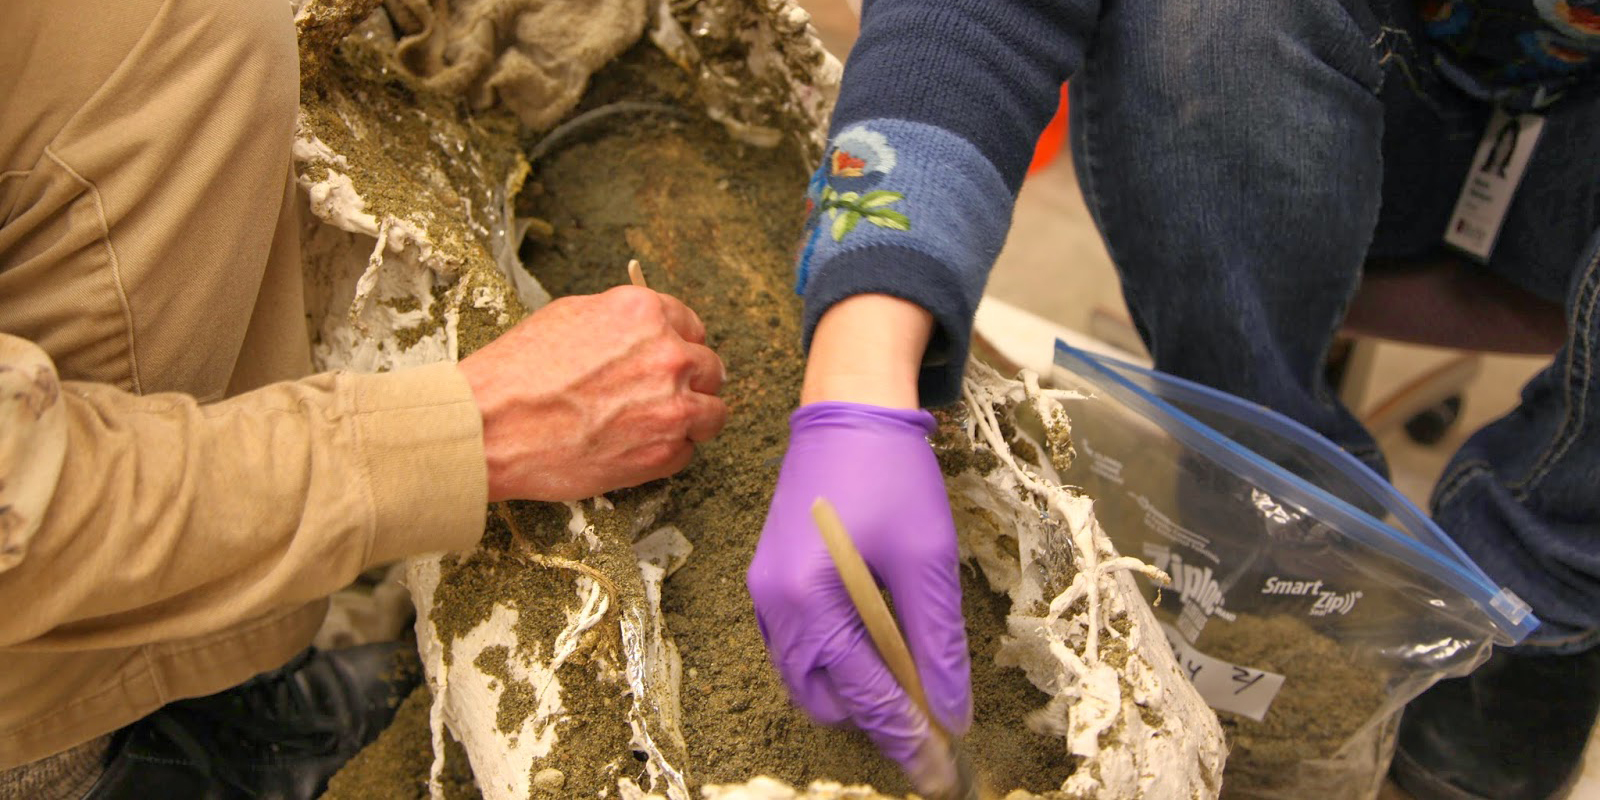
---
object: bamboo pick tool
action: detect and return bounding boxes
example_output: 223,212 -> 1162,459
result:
810,498 -> 988,800
628,258 -> 647,288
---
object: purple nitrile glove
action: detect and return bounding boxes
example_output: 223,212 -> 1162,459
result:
747,401 -> 971,791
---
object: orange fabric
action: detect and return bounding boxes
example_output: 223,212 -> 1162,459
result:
1027,84 -> 1070,176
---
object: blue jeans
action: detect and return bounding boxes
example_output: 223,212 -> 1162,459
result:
1069,0 -> 1600,650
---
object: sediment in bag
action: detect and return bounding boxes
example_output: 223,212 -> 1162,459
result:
1199,615 -> 1390,800
1047,343 -> 1540,800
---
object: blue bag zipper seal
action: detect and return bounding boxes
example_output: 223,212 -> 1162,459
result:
1053,339 -> 1539,643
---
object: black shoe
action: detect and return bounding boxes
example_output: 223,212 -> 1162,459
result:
1391,644 -> 1600,800
83,643 -> 420,800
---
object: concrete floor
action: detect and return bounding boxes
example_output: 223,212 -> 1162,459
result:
796,1 -> 1600,796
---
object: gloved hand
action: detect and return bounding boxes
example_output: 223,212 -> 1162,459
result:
747,401 -> 970,791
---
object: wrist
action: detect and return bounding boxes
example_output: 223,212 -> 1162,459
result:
455,356 -> 515,502
802,294 -> 933,409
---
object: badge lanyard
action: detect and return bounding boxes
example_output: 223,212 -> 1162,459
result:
1443,107 -> 1547,262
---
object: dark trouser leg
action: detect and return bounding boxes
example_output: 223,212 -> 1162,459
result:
1070,0 -> 1391,472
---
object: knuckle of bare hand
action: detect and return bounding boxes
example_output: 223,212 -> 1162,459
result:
705,396 -> 729,429
647,339 -> 694,377
657,393 -> 696,430
609,285 -> 664,324
535,295 -> 577,324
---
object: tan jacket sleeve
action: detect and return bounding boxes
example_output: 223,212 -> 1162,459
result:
0,333 -> 487,651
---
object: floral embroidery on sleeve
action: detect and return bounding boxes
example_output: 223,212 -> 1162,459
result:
807,127 -> 911,242
1423,0 -> 1599,93
1536,0 -> 1600,40
1422,0 -> 1473,37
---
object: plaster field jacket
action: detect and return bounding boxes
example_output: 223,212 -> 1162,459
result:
0,0 -> 487,768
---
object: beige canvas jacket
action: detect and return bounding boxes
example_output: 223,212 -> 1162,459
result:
0,0 -> 488,767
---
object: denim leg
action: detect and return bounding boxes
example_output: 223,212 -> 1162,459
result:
1069,0 -> 1392,474
1486,91 -> 1600,307
1366,36 -> 1491,261
1371,67 -> 1600,308
1432,161 -> 1600,650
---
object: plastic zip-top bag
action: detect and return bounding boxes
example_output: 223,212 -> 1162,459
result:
1049,341 -> 1538,800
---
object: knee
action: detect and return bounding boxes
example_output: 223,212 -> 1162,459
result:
1131,0 -> 1383,95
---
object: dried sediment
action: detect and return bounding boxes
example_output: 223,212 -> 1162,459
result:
295,34 -> 538,375
1199,615 -> 1391,800
323,687 -> 481,800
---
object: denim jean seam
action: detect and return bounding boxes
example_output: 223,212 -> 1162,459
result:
1313,23 -> 1388,419
1509,239 -> 1600,496
1071,39 -> 1124,283
1431,458 -> 1491,512
1311,280 -> 1349,412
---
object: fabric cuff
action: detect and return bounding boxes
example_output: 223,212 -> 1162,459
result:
795,119 -> 1012,407
348,362 -> 487,564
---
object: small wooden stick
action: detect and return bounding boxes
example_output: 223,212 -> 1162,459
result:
812,498 -> 935,718
627,258 -> 647,288
810,498 -> 985,800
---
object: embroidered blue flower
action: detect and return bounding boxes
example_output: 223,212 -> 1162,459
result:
1518,30 -> 1594,72
797,125 -> 915,293
813,127 -> 911,242
1535,0 -> 1600,43
1423,0 -> 1472,38
830,128 -> 898,178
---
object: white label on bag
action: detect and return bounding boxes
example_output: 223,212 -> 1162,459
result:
1161,623 -> 1286,722
1444,108 -> 1545,261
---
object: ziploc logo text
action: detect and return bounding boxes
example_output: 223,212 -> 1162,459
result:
1261,576 -> 1364,617
1143,544 -> 1236,639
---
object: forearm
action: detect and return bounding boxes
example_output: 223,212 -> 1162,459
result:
0,339 -> 486,650
798,0 -> 1096,405
802,294 -> 932,408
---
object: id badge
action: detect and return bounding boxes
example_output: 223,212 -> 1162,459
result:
1443,108 -> 1546,262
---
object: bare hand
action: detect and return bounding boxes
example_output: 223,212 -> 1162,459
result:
457,286 -> 727,501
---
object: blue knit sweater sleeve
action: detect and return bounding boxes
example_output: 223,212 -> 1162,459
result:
796,0 -> 1097,406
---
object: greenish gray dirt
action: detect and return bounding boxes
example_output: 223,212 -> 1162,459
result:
324,41 -> 1080,799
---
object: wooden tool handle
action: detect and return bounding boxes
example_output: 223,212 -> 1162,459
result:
810,498 -> 942,736
812,498 -> 987,800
